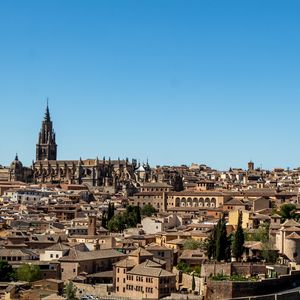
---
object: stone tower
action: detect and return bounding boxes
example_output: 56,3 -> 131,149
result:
248,161 -> 254,171
88,215 -> 97,236
36,102 -> 57,161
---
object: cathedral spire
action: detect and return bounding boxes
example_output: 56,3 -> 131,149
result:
44,98 -> 51,122
36,101 -> 57,161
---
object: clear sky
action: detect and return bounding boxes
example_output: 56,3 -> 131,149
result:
0,0 -> 300,170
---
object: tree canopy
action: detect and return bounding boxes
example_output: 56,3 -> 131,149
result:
279,203 -> 298,221
231,212 -> 245,260
183,239 -> 201,250
141,204 -> 157,217
17,264 -> 41,282
107,205 -> 142,232
64,281 -> 78,300
206,215 -> 231,262
0,260 -> 15,282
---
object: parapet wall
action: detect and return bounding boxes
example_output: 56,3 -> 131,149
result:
206,271 -> 300,300
201,262 -> 266,278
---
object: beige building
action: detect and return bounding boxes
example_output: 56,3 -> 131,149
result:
59,248 -> 125,281
114,248 -> 176,299
276,219 -> 300,264
228,210 -> 251,229
129,190 -> 230,213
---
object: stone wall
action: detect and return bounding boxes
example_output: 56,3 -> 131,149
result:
74,283 -> 113,298
206,271 -> 300,300
230,290 -> 300,300
231,263 -> 266,276
201,262 -> 266,278
201,262 -> 232,277
181,273 -> 201,292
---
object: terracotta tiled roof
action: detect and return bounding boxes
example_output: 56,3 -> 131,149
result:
127,263 -> 175,278
129,248 -> 153,257
286,232 -> 300,239
282,219 -> 300,227
59,249 -> 125,262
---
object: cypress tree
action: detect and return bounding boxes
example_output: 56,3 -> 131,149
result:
191,273 -> 196,291
216,215 -> 228,261
232,212 -> 245,260
134,205 -> 141,224
107,203 -> 115,222
206,225 -> 217,260
101,212 -> 107,229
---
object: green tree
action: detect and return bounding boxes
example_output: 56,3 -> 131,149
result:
279,203 -> 297,221
206,225 -> 217,260
176,261 -> 192,273
0,260 -> 15,281
134,205 -> 141,224
205,215 -> 230,261
261,239 -> 279,263
17,264 -> 41,282
141,204 -> 157,217
64,281 -> 78,300
183,239 -> 201,250
192,273 -> 196,291
215,215 -> 229,262
245,222 -> 269,243
107,203 -> 115,222
101,212 -> 107,229
108,214 -> 126,233
232,212 -> 245,260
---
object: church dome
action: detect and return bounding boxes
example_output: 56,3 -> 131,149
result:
10,154 -> 23,170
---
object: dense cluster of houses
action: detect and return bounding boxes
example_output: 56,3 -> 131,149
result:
1,161 -> 300,299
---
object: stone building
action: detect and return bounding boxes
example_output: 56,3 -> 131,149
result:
59,248 -> 125,281
32,105 -> 139,189
36,102 -> 57,161
114,248 -> 176,299
1,103 -> 144,189
276,219 -> 300,264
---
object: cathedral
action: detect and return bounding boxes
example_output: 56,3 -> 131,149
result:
1,104 -> 151,190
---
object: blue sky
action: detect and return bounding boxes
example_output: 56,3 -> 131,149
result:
0,0 -> 300,170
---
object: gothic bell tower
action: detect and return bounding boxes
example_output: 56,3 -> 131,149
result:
36,102 -> 57,161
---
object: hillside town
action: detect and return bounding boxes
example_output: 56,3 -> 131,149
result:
1,106 -> 300,300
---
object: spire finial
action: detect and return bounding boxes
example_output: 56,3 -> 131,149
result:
15,153 -> 18,161
45,98 -> 50,121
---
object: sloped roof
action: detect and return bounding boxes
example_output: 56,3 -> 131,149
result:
129,248 -> 153,257
225,199 -> 245,206
127,264 -> 175,278
140,259 -> 163,268
286,232 -> 300,239
59,249 -> 125,262
114,258 -> 136,268
283,226 -> 300,232
45,243 -> 70,251
282,219 -> 300,227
